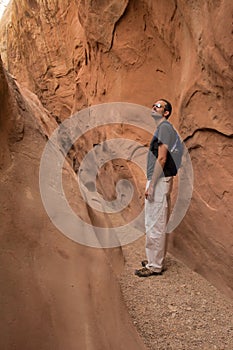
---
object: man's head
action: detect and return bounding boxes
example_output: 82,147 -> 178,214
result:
152,99 -> 172,119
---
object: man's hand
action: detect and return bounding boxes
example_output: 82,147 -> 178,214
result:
145,182 -> 155,202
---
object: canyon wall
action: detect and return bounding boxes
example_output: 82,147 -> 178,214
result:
0,55 -> 147,349
0,2 -> 232,348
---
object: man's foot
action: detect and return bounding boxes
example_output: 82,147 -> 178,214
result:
134,267 -> 162,277
141,259 -> 148,267
141,260 -> 167,272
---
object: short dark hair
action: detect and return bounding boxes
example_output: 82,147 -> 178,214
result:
160,99 -> 172,118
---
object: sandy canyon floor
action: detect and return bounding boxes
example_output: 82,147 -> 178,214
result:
119,237 -> 233,350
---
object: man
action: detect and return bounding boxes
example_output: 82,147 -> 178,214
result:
135,99 -> 177,277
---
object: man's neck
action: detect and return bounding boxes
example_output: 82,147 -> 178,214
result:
156,117 -> 167,127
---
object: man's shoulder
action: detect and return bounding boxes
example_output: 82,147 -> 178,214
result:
158,121 -> 175,134
156,120 -> 177,146
159,120 -> 173,128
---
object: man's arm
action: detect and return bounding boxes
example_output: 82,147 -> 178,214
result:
145,143 -> 168,202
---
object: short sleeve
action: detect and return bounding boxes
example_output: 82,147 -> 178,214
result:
157,123 -> 173,147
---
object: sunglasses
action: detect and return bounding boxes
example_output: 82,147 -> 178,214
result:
152,103 -> 166,109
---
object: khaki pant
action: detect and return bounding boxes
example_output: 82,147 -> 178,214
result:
145,177 -> 173,272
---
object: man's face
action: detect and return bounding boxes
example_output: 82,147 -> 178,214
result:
152,100 -> 167,117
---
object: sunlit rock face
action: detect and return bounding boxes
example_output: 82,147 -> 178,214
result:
0,0 -> 233,301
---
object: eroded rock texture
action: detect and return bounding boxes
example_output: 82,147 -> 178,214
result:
0,0 -> 232,334
0,56 -> 147,349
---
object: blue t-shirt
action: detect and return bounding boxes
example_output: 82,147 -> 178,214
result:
147,121 -> 177,179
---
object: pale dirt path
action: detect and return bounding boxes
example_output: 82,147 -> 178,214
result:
118,237 -> 233,350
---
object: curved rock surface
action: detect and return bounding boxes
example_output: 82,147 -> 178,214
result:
0,0 -> 233,347
0,56 -> 146,349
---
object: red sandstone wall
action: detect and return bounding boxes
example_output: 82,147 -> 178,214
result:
0,56 -> 147,349
0,0 -> 232,301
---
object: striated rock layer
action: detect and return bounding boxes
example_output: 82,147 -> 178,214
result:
0,0 -> 232,336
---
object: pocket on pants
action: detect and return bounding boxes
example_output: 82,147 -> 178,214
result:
154,178 -> 171,203
161,177 -> 173,195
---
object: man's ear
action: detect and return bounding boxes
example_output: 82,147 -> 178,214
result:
164,110 -> 169,118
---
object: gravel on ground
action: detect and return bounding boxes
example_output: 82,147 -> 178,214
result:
118,237 -> 233,350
